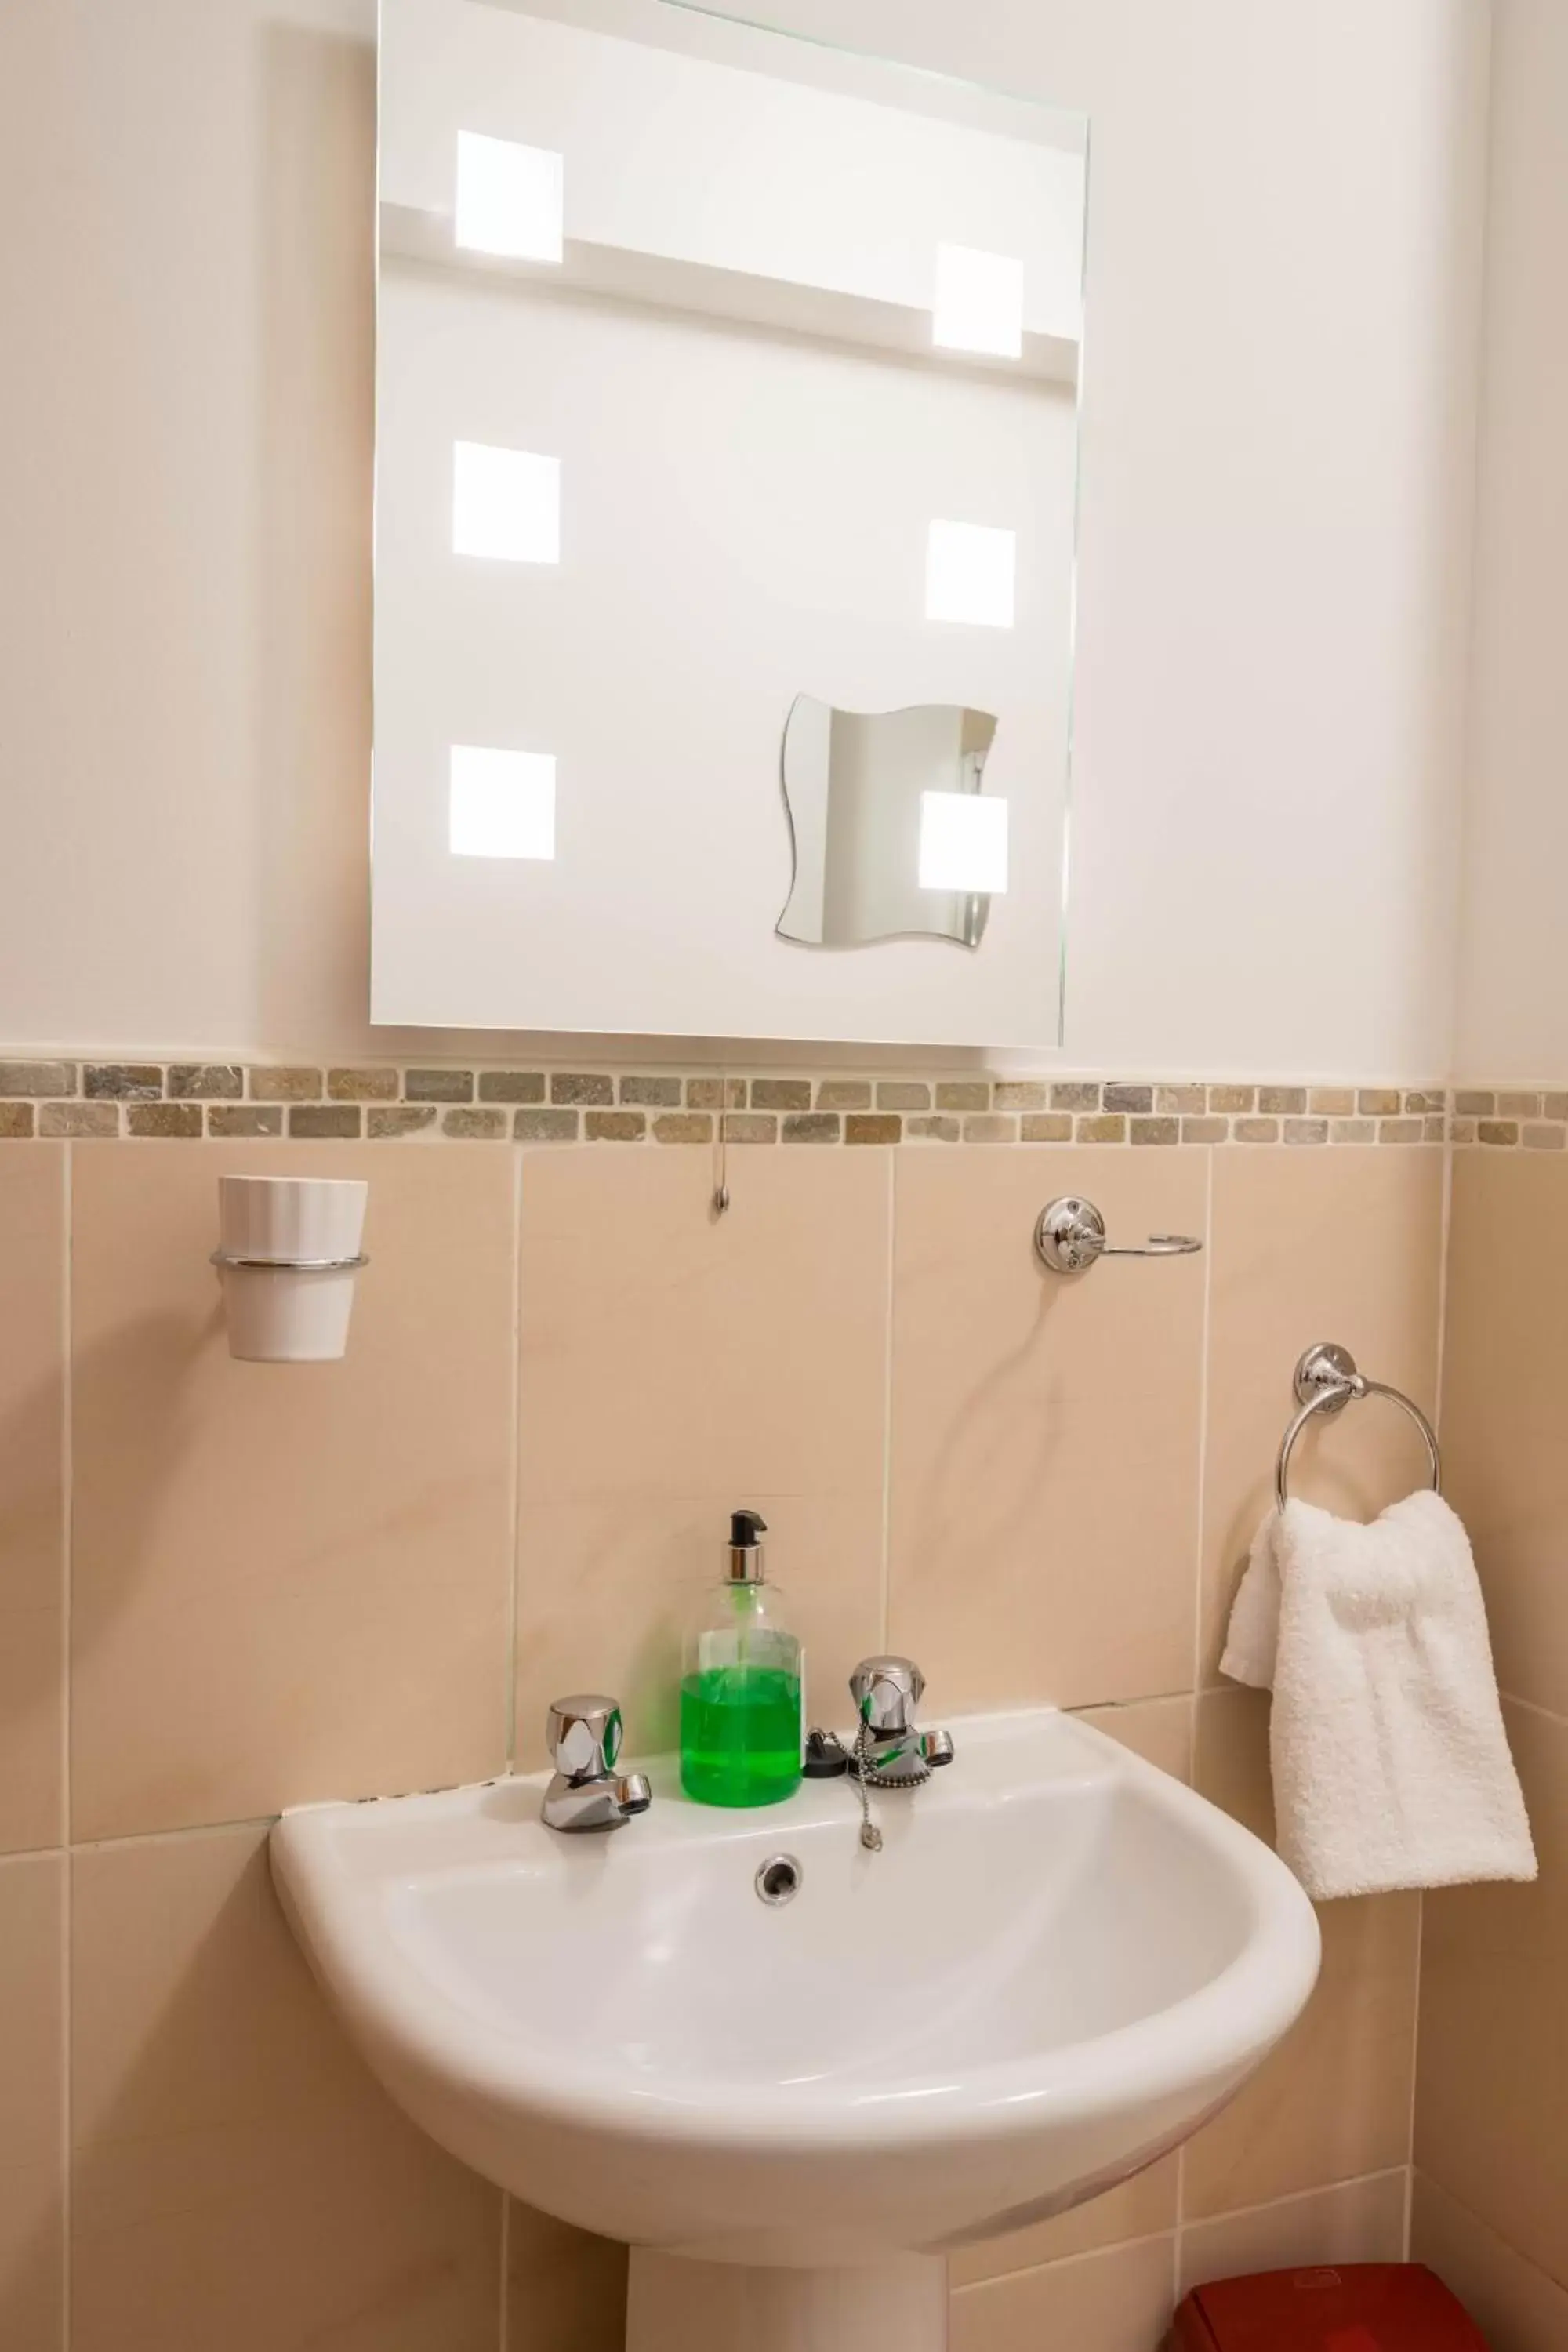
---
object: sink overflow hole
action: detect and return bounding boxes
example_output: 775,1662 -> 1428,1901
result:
755,1854 -> 803,1906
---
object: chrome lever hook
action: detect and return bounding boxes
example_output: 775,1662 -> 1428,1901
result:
1034,1196 -> 1203,1276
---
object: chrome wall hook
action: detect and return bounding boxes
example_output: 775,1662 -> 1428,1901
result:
1034,1196 -> 1203,1275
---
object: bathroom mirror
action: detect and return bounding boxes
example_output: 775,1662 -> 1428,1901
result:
372,0 -> 1088,1047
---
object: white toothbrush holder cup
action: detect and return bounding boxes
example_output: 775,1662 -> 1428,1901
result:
213,1176 -> 370,1363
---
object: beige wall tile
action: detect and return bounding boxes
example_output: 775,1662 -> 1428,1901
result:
0,1149 -> 65,1852
1443,1154 -> 1568,1714
1411,2174 -> 1568,2351
70,1143 -> 515,1838
953,2234 -> 1175,2352
0,1853 -> 64,2351
71,1824 -> 500,2352
1179,2170 -> 1406,2290
516,1490 -> 884,1766
1075,1695 -> 1195,1783
1183,1693 -> 1418,2216
1202,1149 -> 1443,1679
516,1149 -> 889,1763
1415,1700 -> 1568,2286
889,1149 -> 1207,1713
506,2201 -> 626,2352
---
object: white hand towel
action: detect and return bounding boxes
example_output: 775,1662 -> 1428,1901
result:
1221,1490 -> 1536,1901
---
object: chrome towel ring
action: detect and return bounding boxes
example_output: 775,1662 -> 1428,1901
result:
1275,1341 -> 1441,1512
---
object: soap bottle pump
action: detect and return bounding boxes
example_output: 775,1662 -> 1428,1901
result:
680,1509 -> 804,1808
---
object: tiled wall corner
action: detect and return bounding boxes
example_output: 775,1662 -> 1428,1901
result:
1409,1137 -> 1568,2316
1415,1700 -> 1568,2291
1440,1152 -> 1568,1713
1411,2176 -> 1568,2350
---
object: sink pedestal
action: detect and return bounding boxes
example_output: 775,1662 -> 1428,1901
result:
626,2250 -> 948,2352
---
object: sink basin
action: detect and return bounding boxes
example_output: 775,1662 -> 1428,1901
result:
272,1707 -> 1319,2350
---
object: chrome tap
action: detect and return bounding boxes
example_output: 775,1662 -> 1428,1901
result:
540,1696 -> 652,1832
848,1657 -> 954,1786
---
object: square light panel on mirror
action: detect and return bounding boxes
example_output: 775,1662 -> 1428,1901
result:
372,0 -> 1087,1048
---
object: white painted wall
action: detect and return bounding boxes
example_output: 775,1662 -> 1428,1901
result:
1452,0 -> 1568,1081
0,0 -> 1490,1074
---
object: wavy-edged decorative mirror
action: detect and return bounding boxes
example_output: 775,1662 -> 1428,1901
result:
778,698 -> 1003,950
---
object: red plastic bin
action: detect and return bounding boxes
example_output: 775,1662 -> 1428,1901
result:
1169,2263 -> 1490,2352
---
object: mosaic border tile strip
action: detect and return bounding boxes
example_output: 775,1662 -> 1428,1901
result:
1446,1090 -> 1568,1150
0,1060 -> 1463,1145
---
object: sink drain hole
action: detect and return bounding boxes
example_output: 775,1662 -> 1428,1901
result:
755,1853 -> 803,1905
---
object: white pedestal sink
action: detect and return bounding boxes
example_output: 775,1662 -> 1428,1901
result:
271,1709 -> 1319,2351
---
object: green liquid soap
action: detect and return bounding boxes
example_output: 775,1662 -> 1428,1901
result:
679,1665 -> 803,1807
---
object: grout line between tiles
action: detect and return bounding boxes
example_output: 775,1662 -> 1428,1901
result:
1175,2161 -> 1407,2256
1433,1120 -> 1455,1439
505,1149 -> 524,1774
1188,1147 -> 1217,1741
878,1149 -> 895,1652
952,2223 -> 1178,2296
498,2187 -> 510,2352
966,2166 -> 1413,2305
1069,1689 -> 1200,1721
60,1140 -> 73,2352
68,1815 -> 281,1855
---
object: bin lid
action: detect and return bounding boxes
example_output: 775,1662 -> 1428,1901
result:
1183,2263 -> 1489,2352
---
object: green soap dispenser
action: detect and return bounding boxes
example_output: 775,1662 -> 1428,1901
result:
680,1509 -> 803,1807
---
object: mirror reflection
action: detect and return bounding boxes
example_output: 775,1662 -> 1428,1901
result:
778,698 -> 1003,949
